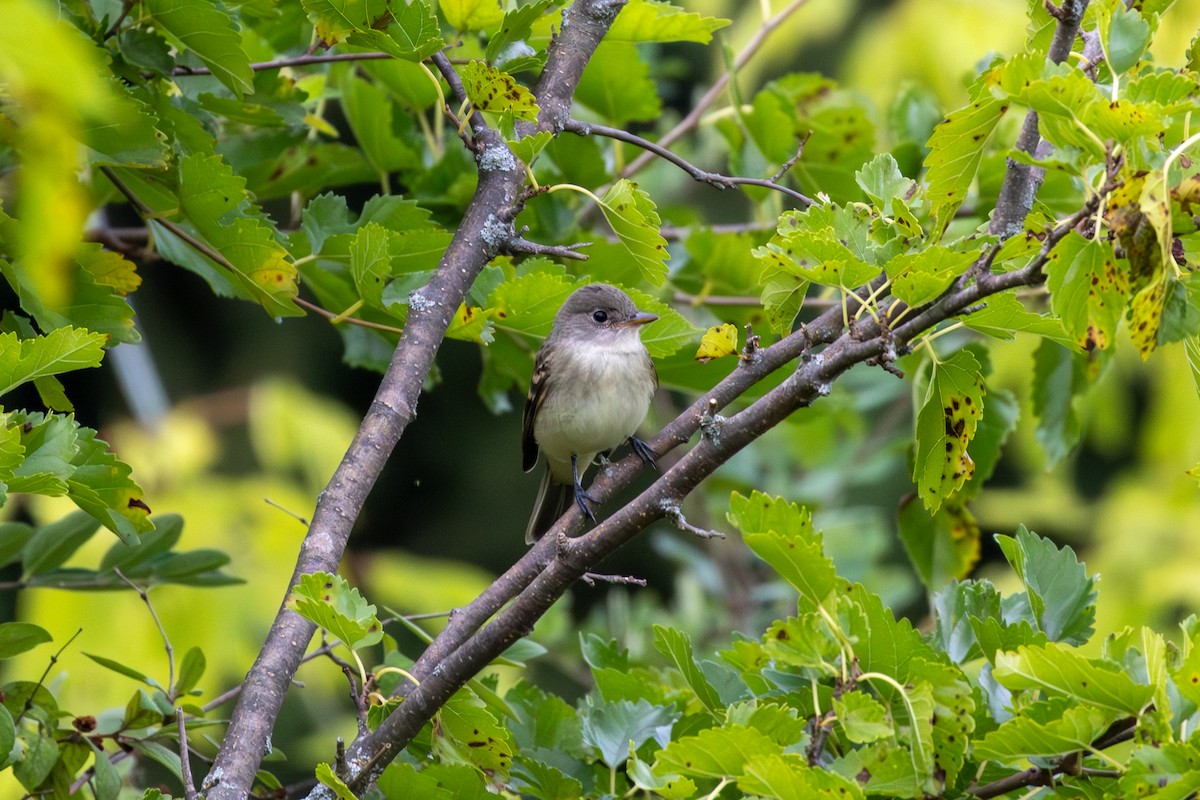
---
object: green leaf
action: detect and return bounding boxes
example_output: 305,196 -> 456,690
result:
347,0 -> 444,61
286,571 -> 384,650
0,706 -> 13,773
441,0 -> 504,32
99,514 -> 183,573
315,763 -> 358,800
143,0 -> 254,97
123,688 -> 164,730
336,69 -> 421,179
1030,340 -> 1087,466
13,726 -> 58,791
993,643 -> 1154,714
64,420 -> 153,543
433,689 -> 515,777
606,0 -> 730,43
460,61 -> 539,122
580,696 -> 678,768
739,754 -> 866,800
175,647 -> 206,696
0,622 -> 51,659
888,246 -> 978,307
510,755 -> 584,800
485,0 -> 559,65
129,737 -> 183,782
349,223 -> 393,308
591,180 -> 669,285
82,80 -> 168,168
912,349 -> 985,512
977,696 -> 1113,764
961,290 -> 1076,345
1045,231 -> 1128,351
730,492 -> 837,607
1105,4 -> 1151,74
0,327 -> 105,399
996,525 -> 1096,644
855,152 -> 916,218
924,93 -> 1008,235
21,512 -> 100,579
830,741 -> 919,797
655,725 -> 782,779
834,690 -> 893,743
932,580 -> 1001,663
172,154 -> 300,318
0,523 -> 33,568
576,43 -> 661,124
897,496 -> 980,592
653,625 -> 722,713
84,652 -> 162,690
1,260 -> 139,345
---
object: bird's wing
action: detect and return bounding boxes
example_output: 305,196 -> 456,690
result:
521,348 -> 552,472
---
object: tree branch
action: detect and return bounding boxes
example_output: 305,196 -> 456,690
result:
331,165 -> 1107,783
202,43 -> 541,800
989,0 -> 1089,239
172,51 -> 395,76
564,118 -> 814,205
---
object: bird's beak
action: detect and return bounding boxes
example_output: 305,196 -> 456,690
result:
618,311 -> 658,327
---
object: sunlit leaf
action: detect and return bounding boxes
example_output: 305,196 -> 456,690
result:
924,92 -> 1008,235
694,323 -> 738,363
595,180 -> 669,285
143,0 -> 254,96
287,572 -> 383,650
460,61 -> 539,121
607,0 -> 730,43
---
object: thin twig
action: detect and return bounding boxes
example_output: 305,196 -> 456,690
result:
292,297 -> 404,334
565,119 -> 814,206
173,51 -> 394,77
178,710 -> 197,800
580,572 -> 648,587
100,166 -> 244,276
114,568 -> 176,696
622,0 -> 812,178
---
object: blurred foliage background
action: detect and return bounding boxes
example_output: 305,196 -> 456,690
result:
4,0 -> 1200,787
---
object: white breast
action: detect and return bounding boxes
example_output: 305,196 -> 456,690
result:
534,336 -> 655,476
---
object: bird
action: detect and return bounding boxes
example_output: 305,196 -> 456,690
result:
522,283 -> 659,543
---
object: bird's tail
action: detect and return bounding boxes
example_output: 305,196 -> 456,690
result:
525,469 -> 570,544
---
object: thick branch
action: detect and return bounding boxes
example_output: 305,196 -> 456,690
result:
337,183 -> 1101,779
989,0 -> 1089,239
203,62 -> 530,800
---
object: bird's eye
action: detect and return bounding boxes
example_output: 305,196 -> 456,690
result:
592,310 -> 608,323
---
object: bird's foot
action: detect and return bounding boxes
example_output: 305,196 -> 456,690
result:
573,482 -> 597,521
629,436 -> 658,469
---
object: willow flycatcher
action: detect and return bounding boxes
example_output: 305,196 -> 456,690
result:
522,284 -> 658,543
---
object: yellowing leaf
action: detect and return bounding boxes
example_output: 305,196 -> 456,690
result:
460,61 -> 539,121
441,0 -> 505,32
1045,232 -> 1128,352
446,303 -> 494,344
77,245 -> 141,295
694,323 -> 738,363
1129,276 -> 1167,359
607,0 -> 730,43
924,93 -> 1008,236
914,350 -> 985,512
